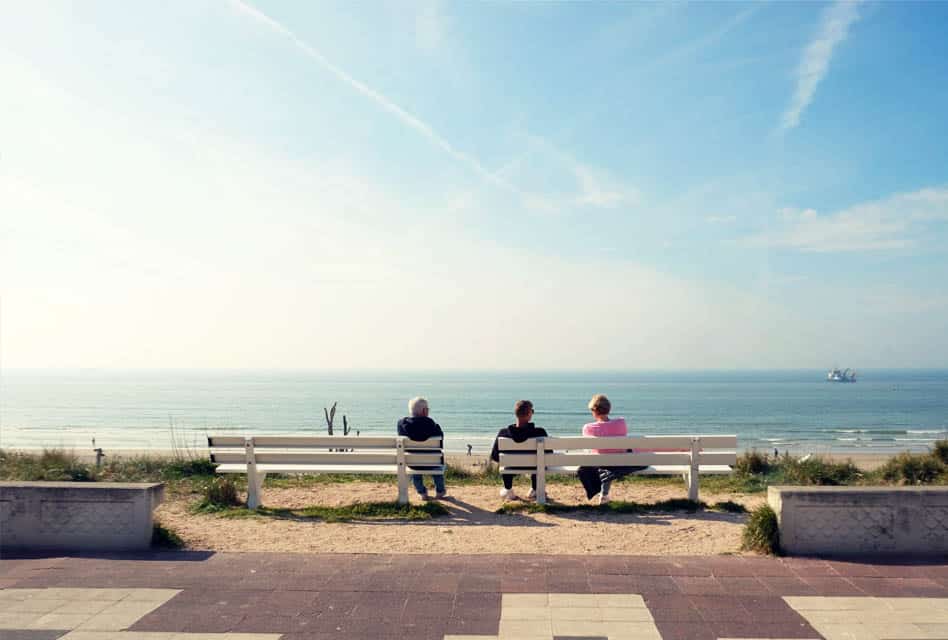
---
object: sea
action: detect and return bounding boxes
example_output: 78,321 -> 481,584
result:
2,369 -> 947,456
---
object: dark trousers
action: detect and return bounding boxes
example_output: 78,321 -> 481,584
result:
502,473 -> 537,490
577,466 -> 645,499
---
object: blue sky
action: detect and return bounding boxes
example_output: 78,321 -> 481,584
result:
1,1 -> 947,369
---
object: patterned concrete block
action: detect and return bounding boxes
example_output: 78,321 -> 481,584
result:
0,483 -> 164,552
769,486 -> 948,556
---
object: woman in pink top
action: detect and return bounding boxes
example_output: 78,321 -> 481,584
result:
577,394 -> 645,504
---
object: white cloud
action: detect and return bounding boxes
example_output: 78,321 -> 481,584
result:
779,0 -> 862,132
742,187 -> 948,252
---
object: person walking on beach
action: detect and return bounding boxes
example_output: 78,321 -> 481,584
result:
577,394 -> 644,505
397,397 -> 447,500
489,400 -> 548,501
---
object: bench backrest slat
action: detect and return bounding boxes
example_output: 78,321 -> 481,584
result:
497,434 -> 737,472
210,451 -> 443,466
499,450 -> 736,469
208,435 -> 442,449
497,435 -> 736,452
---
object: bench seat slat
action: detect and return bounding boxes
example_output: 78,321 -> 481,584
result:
501,464 -> 733,476
500,452 -> 695,468
215,463 -> 445,475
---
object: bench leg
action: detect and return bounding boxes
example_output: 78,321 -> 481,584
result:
396,469 -> 409,505
247,472 -> 266,509
686,470 -> 698,502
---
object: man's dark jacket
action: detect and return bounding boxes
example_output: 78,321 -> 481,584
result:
397,416 -> 444,470
397,416 -> 444,441
490,423 -> 549,463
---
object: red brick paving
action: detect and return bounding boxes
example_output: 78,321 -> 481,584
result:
2,552 -> 948,639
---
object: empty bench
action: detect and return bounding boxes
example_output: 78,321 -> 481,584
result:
497,435 -> 737,504
207,435 -> 444,508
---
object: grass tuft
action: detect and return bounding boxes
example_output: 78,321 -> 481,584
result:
741,504 -> 779,555
200,500 -> 448,523
192,477 -> 242,513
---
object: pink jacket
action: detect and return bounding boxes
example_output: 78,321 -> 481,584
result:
582,417 -> 629,453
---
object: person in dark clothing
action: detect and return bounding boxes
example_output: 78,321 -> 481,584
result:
396,396 -> 446,500
489,400 -> 548,501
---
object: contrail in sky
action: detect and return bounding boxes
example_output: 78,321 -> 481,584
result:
780,0 -> 862,132
229,0 -> 518,195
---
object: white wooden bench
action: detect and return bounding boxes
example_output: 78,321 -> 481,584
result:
207,435 -> 444,508
497,435 -> 737,504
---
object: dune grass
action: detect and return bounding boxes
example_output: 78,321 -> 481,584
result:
4,442 -> 947,496
0,449 -> 217,484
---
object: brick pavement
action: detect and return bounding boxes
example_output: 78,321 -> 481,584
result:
2,552 -> 948,640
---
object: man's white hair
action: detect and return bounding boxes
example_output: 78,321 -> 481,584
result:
408,396 -> 429,417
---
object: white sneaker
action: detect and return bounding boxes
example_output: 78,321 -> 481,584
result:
499,488 -> 518,501
526,488 -> 537,500
597,493 -> 611,506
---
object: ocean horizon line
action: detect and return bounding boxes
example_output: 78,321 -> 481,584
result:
5,367 -> 948,375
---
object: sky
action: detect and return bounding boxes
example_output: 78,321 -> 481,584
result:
1,0 -> 947,370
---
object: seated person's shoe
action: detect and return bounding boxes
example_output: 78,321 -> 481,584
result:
435,491 -> 448,500
499,488 -> 518,501
526,488 -> 537,500
597,493 -> 611,506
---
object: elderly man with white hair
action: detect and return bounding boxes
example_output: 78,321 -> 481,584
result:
396,396 -> 447,500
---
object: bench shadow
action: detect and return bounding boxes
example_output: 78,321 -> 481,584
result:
423,496 -> 554,527
0,548 -> 216,561
540,505 -> 743,525
242,497 -> 555,528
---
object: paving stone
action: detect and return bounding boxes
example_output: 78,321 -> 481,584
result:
5,555 -> 948,639
0,630 -> 70,640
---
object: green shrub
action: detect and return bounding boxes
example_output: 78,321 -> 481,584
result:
735,450 -> 771,476
780,456 -> 860,485
194,476 -> 241,512
880,452 -> 946,485
933,440 -> 948,466
742,504 -> 779,555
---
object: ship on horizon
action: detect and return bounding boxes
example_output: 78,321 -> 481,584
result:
827,367 -> 857,382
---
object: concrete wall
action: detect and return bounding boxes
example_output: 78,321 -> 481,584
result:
0,481 -> 165,551
768,485 -> 948,556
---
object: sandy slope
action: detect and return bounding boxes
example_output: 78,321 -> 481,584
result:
156,481 -> 765,555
